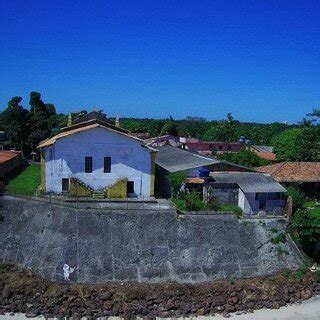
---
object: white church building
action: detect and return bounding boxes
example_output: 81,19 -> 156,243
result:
38,111 -> 156,197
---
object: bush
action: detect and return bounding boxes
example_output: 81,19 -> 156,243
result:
271,233 -> 287,244
286,187 -> 306,212
171,198 -> 187,211
185,191 -> 206,211
167,171 -> 187,197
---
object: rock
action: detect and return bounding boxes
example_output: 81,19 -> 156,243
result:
25,313 -> 38,318
227,296 -> 239,305
225,304 -> 236,312
196,308 -> 205,316
300,289 -> 312,300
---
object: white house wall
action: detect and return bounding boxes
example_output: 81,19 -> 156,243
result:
44,127 -> 152,197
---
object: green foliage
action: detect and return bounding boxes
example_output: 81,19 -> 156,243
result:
296,127 -> 320,161
218,204 -> 243,217
272,128 -> 302,161
270,227 -> 278,233
184,191 -> 206,211
277,247 -> 289,256
315,271 -> 320,282
295,266 -> 308,280
290,208 -> 320,242
160,120 -> 178,136
282,269 -> 291,278
286,187 -> 306,212
5,164 -> 41,196
0,97 -> 29,153
28,91 -> 56,150
271,233 -> 286,244
167,171 -> 187,197
272,127 -> 320,161
219,148 -> 269,168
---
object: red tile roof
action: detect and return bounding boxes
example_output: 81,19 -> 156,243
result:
256,152 -> 277,161
256,162 -> 320,182
0,151 -> 20,164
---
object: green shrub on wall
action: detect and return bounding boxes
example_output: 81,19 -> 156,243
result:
168,171 -> 187,197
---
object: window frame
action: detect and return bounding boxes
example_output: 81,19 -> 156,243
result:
62,178 -> 70,192
85,156 -> 93,173
127,181 -> 134,194
104,156 -> 111,173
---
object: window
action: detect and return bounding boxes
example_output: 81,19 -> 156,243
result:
85,157 -> 93,173
218,145 -> 223,150
127,181 -> 134,194
227,145 -> 232,151
62,178 -> 70,192
104,157 -> 111,173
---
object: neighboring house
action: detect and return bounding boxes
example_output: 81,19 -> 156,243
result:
154,145 -> 253,198
256,162 -> 320,197
0,150 -> 24,192
129,132 -> 151,140
38,112 -> 157,198
250,145 -> 276,162
144,135 -> 181,148
210,172 -> 287,215
180,139 -> 244,156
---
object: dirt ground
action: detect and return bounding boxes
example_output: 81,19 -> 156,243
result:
0,263 -> 320,319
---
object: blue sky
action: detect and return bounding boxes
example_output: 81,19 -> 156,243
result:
0,0 -> 319,123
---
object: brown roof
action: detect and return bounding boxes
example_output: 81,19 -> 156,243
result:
256,162 -> 320,182
256,152 -> 277,161
38,123 -> 157,151
0,150 -> 20,164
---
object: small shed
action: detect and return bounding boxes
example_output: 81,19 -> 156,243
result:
211,172 -> 287,215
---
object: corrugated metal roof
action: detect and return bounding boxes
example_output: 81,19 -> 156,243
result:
252,145 -> 274,153
155,145 -> 220,172
210,172 -> 286,193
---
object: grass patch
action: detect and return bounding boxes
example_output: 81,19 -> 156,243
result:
218,204 -> 243,217
271,233 -> 286,244
5,164 -> 41,196
302,200 -> 320,217
277,247 -> 289,256
295,266 -> 308,280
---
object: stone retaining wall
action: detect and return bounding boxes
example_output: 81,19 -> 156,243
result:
0,196 -> 303,283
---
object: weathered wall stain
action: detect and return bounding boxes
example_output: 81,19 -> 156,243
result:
0,196 -> 303,283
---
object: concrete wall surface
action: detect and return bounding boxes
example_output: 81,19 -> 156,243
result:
0,196 -> 303,284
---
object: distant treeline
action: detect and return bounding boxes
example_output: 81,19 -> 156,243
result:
0,92 -> 319,161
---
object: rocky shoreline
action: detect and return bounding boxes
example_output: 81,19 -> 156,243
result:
0,263 -> 319,319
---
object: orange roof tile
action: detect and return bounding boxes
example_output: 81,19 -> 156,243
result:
256,152 -> 276,161
0,151 -> 20,164
256,162 -> 320,182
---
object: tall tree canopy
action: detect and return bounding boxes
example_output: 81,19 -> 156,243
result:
28,92 -> 57,150
0,97 -> 29,153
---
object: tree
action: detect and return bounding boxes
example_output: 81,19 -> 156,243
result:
272,128 -> 302,161
296,127 -> 320,161
272,127 -> 320,162
203,113 -> 238,141
160,121 -> 178,136
219,149 -> 270,167
28,92 -> 56,150
0,97 -> 29,153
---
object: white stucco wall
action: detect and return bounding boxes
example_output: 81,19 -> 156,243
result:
238,189 -> 285,215
238,189 -> 258,215
43,127 -> 153,197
